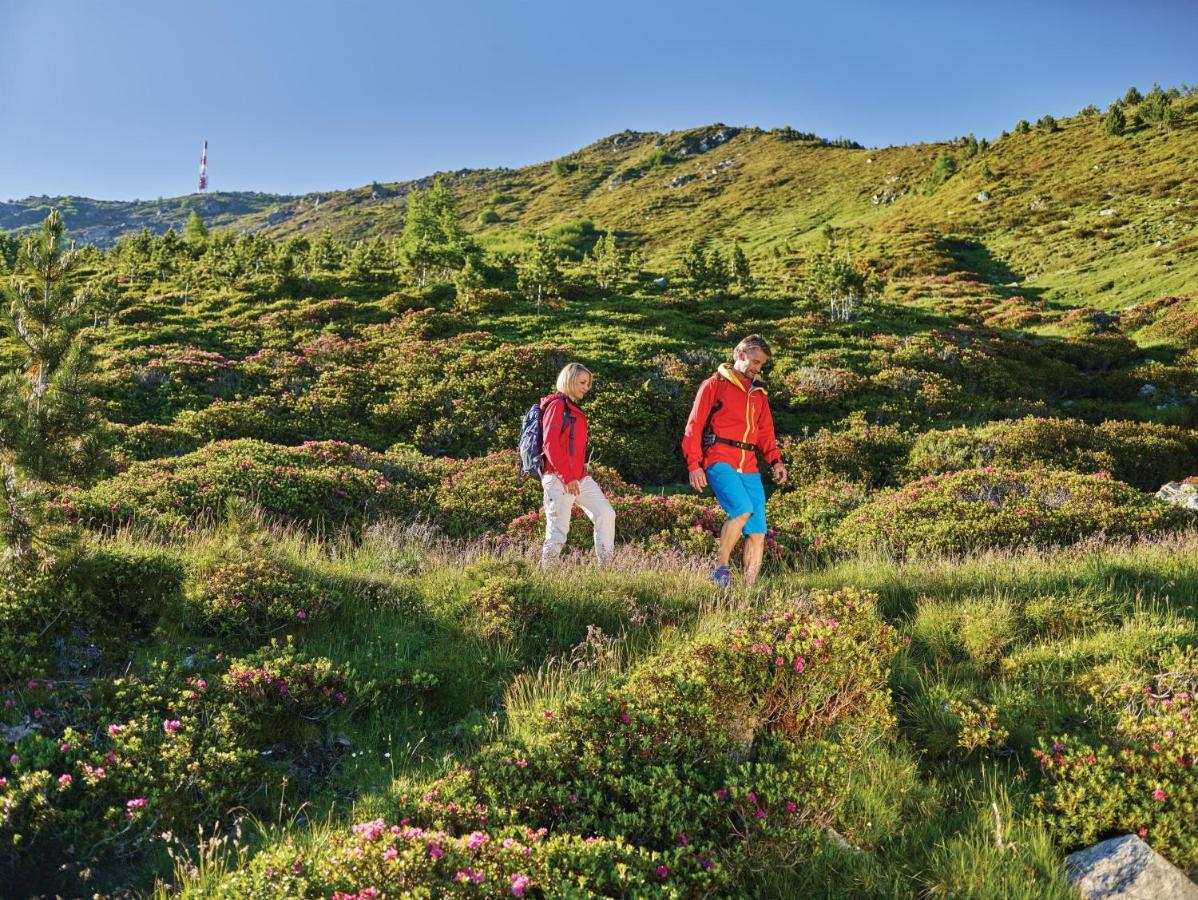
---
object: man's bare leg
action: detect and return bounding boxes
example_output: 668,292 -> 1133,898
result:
719,512 -> 751,567
743,533 -> 765,586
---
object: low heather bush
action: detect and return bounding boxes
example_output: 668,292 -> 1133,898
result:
58,439 -> 428,533
779,416 -> 912,488
190,557 -> 331,636
834,467 -> 1185,557
1035,646 -> 1198,866
214,588 -> 903,896
905,417 -> 1198,491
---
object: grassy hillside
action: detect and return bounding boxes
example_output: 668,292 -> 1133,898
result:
1,87 -> 1198,897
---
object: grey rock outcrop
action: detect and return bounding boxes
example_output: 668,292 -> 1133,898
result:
1065,834 -> 1198,898
670,125 -> 739,157
668,174 -> 696,189
608,168 -> 642,188
976,191 -> 992,202
1157,481 -> 1198,511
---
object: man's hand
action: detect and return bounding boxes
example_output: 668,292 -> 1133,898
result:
688,468 -> 708,491
566,479 -> 582,496
771,461 -> 788,485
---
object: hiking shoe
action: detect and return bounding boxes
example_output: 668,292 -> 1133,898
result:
712,565 -> 732,590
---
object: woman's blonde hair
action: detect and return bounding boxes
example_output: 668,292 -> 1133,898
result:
555,362 -> 592,398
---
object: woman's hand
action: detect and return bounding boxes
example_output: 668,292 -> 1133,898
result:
566,479 -> 582,496
688,468 -> 708,491
771,461 -> 788,484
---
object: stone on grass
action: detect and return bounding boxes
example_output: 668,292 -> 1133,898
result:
1157,481 -> 1198,511
1065,834 -> 1198,899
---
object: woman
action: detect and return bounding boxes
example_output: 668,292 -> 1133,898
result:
539,362 -> 615,567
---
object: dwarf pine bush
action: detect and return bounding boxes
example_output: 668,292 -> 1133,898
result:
834,467 -> 1186,557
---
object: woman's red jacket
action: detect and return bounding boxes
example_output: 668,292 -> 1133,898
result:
540,394 -> 588,483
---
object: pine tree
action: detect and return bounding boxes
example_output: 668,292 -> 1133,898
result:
517,236 -> 562,307
453,255 -> 487,309
730,245 -> 753,292
0,233 -> 18,273
400,179 -> 473,285
586,233 -> 625,292
1104,104 -> 1126,136
343,238 -> 388,282
0,211 -> 108,564
1139,86 -> 1176,131
183,210 -> 208,246
680,241 -> 710,292
309,231 -> 344,272
706,248 -> 730,297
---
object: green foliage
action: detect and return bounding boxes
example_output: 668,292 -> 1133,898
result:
1104,103 -> 1127,136
834,467 -> 1185,557
1139,85 -> 1180,130
190,556 -> 330,636
766,478 -> 868,561
183,211 -> 208,246
516,235 -> 563,306
0,646 -> 349,892
61,439 -> 426,534
801,247 -> 883,317
223,642 -> 351,743
1036,114 -> 1059,132
678,240 -> 730,298
399,180 -> 473,286
925,150 -> 959,193
452,254 -> 487,309
585,232 -> 625,291
1035,646 -> 1198,866
0,210 -> 109,485
905,417 -> 1198,491
729,244 -> 752,291
209,588 -> 900,898
780,416 -> 912,487
1014,119 -> 1031,134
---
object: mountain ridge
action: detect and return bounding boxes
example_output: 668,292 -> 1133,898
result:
4,98 -> 1197,311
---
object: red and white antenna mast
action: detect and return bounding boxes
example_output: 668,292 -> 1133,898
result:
197,140 -> 209,193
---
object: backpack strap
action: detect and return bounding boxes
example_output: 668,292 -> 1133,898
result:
547,393 -> 578,458
700,378 -> 724,452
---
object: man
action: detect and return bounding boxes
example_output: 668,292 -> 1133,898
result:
682,334 -> 788,588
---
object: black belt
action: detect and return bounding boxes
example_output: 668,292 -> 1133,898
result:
703,432 -> 758,452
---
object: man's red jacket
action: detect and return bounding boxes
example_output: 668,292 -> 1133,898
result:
682,364 -> 782,475
541,393 -> 588,483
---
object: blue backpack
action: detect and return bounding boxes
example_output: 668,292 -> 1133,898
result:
518,394 -> 575,478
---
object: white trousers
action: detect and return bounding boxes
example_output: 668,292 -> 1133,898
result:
541,474 -> 615,566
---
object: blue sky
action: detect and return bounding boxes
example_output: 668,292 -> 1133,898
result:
1,0 -> 1194,201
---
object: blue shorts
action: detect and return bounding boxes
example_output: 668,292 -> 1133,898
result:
706,463 -> 767,535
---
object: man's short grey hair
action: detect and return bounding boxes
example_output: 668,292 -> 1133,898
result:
734,334 -> 771,357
